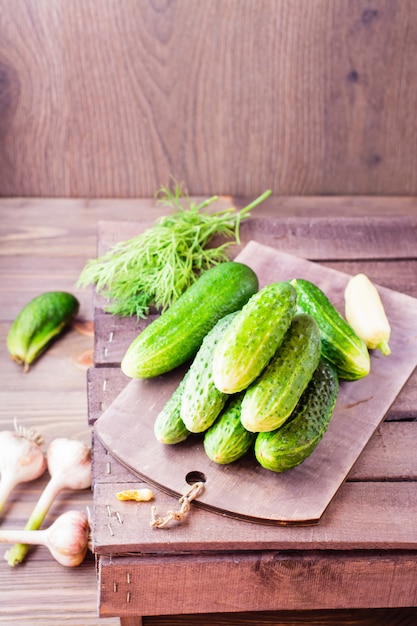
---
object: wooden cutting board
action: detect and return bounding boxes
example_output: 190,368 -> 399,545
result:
94,240 -> 417,525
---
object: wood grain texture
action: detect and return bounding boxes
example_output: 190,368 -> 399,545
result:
1,1 -> 417,197
92,481 -> 417,554
98,551 -> 417,616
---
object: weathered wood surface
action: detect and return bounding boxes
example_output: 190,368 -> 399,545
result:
92,479 -> 417,554
1,1 -> 417,198
2,196 -> 417,625
100,551 -> 417,617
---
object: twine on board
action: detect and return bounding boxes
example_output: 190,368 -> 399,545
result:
150,482 -> 205,529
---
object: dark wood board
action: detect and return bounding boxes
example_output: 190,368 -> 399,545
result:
94,241 -> 417,524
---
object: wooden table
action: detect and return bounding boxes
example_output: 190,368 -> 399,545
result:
1,196 -> 417,626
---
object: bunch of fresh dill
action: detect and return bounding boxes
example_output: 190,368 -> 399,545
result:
77,183 -> 271,318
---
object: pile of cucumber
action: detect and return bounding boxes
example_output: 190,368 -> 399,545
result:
121,261 -> 371,473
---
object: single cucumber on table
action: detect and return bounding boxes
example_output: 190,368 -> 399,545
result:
240,313 -> 322,433
291,278 -> 370,381
204,393 -> 256,464
212,281 -> 297,393
7,291 -> 80,372
255,359 -> 339,472
180,312 -> 238,433
154,374 -> 191,444
121,261 -> 259,378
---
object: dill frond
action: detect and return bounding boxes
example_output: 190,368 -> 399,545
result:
77,184 -> 271,318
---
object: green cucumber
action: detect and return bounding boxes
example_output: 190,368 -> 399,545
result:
204,394 -> 256,464
7,291 -> 80,372
255,358 -> 339,472
154,375 -> 190,444
290,278 -> 370,380
240,314 -> 322,433
121,262 -> 259,378
180,312 -> 238,433
212,281 -> 297,393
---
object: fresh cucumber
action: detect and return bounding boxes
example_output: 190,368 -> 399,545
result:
154,375 -> 191,444
212,281 -> 297,393
255,358 -> 339,472
240,314 -> 322,433
290,278 -> 370,380
180,312 -> 237,433
7,291 -> 80,372
204,394 -> 256,464
121,262 -> 259,378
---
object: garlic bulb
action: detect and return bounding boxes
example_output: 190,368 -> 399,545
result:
2,510 -> 90,567
5,437 -> 91,567
0,421 -> 46,516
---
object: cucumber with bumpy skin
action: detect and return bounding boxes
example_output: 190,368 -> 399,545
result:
255,358 -> 339,472
180,312 -> 238,433
240,314 -> 322,433
7,291 -> 80,372
212,281 -> 297,393
121,262 -> 259,378
154,375 -> 190,444
291,278 -> 370,380
204,393 -> 256,464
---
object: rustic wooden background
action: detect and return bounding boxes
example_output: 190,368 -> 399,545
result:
1,0 -> 417,198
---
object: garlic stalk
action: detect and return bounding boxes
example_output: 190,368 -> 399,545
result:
0,420 -> 46,517
344,273 -> 391,356
2,510 -> 90,567
5,437 -> 91,567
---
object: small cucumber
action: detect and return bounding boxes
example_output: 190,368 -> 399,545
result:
121,262 -> 259,378
212,281 -> 297,393
291,278 -> 370,380
7,291 -> 80,372
180,312 -> 238,433
240,314 -> 322,433
204,394 -> 256,464
154,375 -> 191,444
255,359 -> 339,472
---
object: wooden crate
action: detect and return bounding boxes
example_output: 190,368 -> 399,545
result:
88,215 -> 417,620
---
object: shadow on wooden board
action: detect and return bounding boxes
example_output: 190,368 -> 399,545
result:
119,607 -> 417,626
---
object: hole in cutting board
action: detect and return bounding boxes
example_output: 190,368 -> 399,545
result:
186,470 -> 206,485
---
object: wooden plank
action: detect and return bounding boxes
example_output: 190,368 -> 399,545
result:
96,215 -> 417,262
1,2 -> 417,197
98,551 -> 417,616
92,481 -> 417,554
